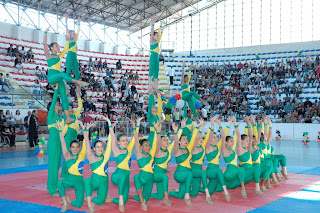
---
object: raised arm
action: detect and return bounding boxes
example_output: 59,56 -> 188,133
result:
64,13 -> 69,34
132,118 -> 142,159
216,117 -> 231,149
75,17 -> 81,41
58,34 -> 69,58
74,86 -> 83,117
187,120 -> 202,151
233,117 -> 241,152
251,115 -> 258,139
102,115 -> 118,154
104,122 -> 115,162
172,122 -> 180,154
181,62 -> 186,85
157,26 -> 163,43
218,118 -> 227,154
206,116 -> 215,150
155,119 -> 162,152
79,120 -> 95,161
57,120 -> 71,160
48,84 -> 59,119
267,117 -> 273,143
156,91 -> 163,116
43,27 -> 51,59
150,16 -> 155,44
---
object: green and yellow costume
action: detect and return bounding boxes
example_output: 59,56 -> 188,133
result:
85,134 -> 112,205
61,97 -> 83,178
111,128 -> 139,206
133,133 -> 157,203
147,94 -> 162,145
182,103 -> 196,142
169,128 -> 198,199
66,24 -> 80,80
149,26 -> 162,81
47,89 -> 68,196
47,39 -> 73,111
189,128 -> 211,196
57,141 -> 86,208
181,71 -> 201,118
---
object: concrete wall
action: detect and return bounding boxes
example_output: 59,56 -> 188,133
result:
0,22 -> 139,55
174,40 -> 320,57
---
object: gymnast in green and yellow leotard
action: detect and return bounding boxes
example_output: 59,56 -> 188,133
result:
151,127 -> 179,206
149,16 -> 163,90
181,62 -> 207,120
182,103 -> 196,141
250,117 -> 272,192
238,116 -> 265,196
109,116 -> 141,213
202,117 -> 230,201
132,119 -> 160,211
82,120 -> 112,213
169,119 -> 201,206
47,86 -> 68,197
220,116 -> 247,198
257,117 -> 281,188
189,119 -> 212,204
57,120 -> 86,212
65,15 -> 81,80
61,87 -> 83,178
147,92 -> 162,146
43,27 -> 88,124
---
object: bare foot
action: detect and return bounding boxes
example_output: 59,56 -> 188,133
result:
52,192 -> 60,197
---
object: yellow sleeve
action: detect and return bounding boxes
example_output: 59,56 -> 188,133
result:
62,122 -> 68,136
187,128 -> 199,151
232,130 -> 237,151
74,98 -> 83,117
75,24 -> 80,41
104,133 -> 112,162
58,40 -> 69,58
157,27 -> 162,43
79,140 -> 86,161
202,129 -> 211,148
187,70 -> 192,84
167,140 -> 175,153
245,126 -> 248,135
252,125 -> 258,139
177,128 -> 183,139
127,127 -> 140,152
261,122 -> 265,134
266,123 -> 270,136
150,132 -> 158,157
156,95 -> 162,116
217,126 -> 230,149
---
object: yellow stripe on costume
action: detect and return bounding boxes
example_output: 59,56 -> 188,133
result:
192,129 -> 211,165
141,132 -> 157,173
68,140 -> 86,176
178,128 -> 198,169
93,134 -> 112,176
156,141 -> 174,170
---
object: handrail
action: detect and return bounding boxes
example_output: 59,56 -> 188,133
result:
18,85 -> 48,109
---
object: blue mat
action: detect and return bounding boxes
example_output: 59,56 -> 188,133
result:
0,198 -> 85,213
297,167 -> 320,176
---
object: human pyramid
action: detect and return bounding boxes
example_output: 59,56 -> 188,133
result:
45,15 -> 289,213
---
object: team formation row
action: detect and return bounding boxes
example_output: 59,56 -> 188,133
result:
43,14 -> 288,213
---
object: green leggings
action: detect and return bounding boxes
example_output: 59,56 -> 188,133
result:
47,129 -> 62,196
190,163 -> 208,196
182,91 -> 200,118
58,174 -> 84,208
169,166 -> 193,199
201,164 -> 225,195
151,166 -> 169,200
111,168 -> 130,205
254,162 -> 272,181
85,174 -> 109,206
133,171 -> 154,203
242,164 -> 261,184
275,154 -> 286,167
264,158 -> 275,174
149,52 -> 159,81
224,164 -> 245,189
66,52 -> 80,80
61,133 -> 76,178
47,70 -> 73,111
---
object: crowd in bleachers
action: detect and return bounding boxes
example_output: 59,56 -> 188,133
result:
191,57 -> 320,123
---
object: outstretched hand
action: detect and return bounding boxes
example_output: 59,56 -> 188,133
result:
181,117 -> 187,128
172,122 -> 179,133
56,120 -> 62,130
136,117 -> 143,126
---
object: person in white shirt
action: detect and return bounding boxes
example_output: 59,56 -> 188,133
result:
201,107 -> 207,121
168,66 -> 174,85
138,94 -> 144,109
4,74 -> 14,91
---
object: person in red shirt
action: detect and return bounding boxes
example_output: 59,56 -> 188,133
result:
82,112 -> 94,124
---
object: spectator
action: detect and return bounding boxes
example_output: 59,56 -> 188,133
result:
14,110 -> 24,132
19,47 -> 26,61
0,73 -> 8,92
26,48 -> 35,62
33,80 -> 43,100
168,66 -> 174,85
4,74 -> 14,91
116,60 -> 122,70
28,110 -> 38,148
13,45 -> 20,57
7,44 -> 14,58
14,55 -> 24,73
24,111 -> 31,142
